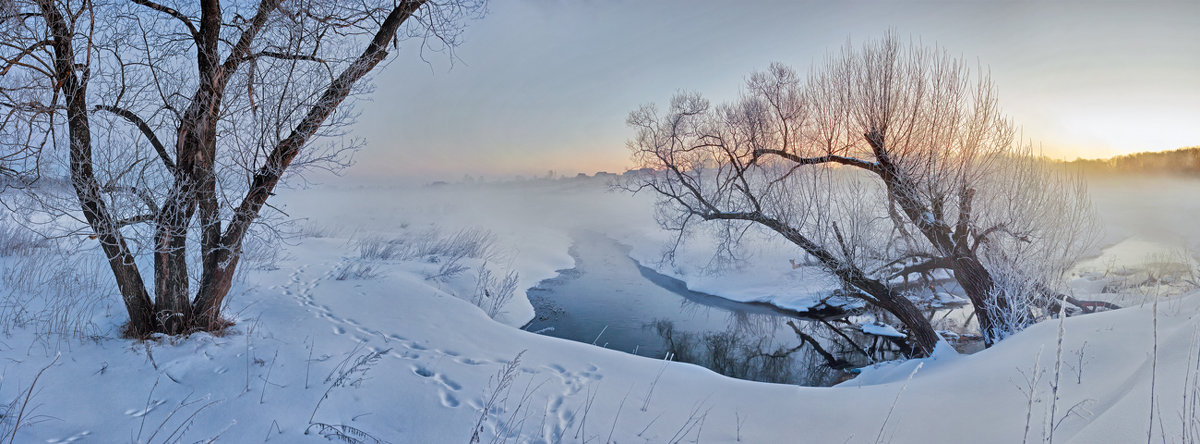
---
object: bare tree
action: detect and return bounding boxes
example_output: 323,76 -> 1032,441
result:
0,0 -> 484,335
627,35 -> 1095,353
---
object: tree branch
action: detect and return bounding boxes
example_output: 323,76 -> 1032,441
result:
129,0 -> 198,39
93,104 -> 175,173
100,183 -> 160,214
224,0 -> 426,249
219,0 -> 280,77
886,257 -> 954,280
699,210 -> 764,222
971,223 -> 1031,253
0,40 -> 53,76
114,213 -> 156,228
751,149 -> 881,173
240,50 -> 326,64
1039,285 -> 1122,314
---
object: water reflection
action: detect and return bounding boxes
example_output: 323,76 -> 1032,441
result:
646,307 -> 911,386
524,232 -> 916,387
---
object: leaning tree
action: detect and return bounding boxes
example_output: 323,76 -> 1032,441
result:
627,35 -> 1096,353
0,0 -> 484,335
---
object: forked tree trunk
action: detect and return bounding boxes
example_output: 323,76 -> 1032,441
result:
145,0 -> 227,334
191,0 -> 429,328
867,132 -> 1010,346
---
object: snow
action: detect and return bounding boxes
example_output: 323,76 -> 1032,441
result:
860,322 -> 907,338
619,218 -> 845,313
1,175 -> 1199,443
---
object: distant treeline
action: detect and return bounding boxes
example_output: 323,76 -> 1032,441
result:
1065,147 -> 1200,176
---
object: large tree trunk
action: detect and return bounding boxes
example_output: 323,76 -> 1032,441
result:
36,0 -> 157,335
153,201 -> 194,334
867,132 -> 1011,346
150,0 -> 230,334
194,252 -> 240,329
952,254 -> 1006,345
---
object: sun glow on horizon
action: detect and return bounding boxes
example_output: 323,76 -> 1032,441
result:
347,0 -> 1200,181
1016,106 -> 1200,161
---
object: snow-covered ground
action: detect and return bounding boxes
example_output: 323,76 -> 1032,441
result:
1,175 -> 1198,443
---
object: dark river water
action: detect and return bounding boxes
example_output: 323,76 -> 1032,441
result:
523,232 -> 908,387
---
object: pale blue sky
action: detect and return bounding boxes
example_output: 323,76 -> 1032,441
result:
349,0 -> 1200,180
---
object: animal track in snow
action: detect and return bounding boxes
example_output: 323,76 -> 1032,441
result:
357,327 -> 382,337
391,350 -> 420,360
410,364 -> 463,408
457,357 -> 489,366
277,257 -> 499,415
436,374 -> 461,391
412,366 -> 434,378
439,390 -> 460,408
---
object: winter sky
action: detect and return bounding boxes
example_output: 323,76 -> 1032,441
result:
348,0 -> 1200,181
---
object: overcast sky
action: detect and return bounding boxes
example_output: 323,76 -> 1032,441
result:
347,0 -> 1200,181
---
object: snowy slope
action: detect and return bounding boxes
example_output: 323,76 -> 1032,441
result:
0,177 -> 1196,443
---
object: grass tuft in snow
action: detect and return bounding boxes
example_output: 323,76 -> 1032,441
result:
297,220 -> 339,239
350,226 -> 523,319
305,423 -> 387,444
471,350 -> 537,444
307,345 -> 390,442
0,252 -> 109,344
333,262 -> 382,281
0,219 -> 47,257
1181,326 -> 1200,444
240,234 -> 293,271
473,262 -> 519,319
355,227 -> 498,282
0,354 -> 58,440
357,227 -> 495,263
